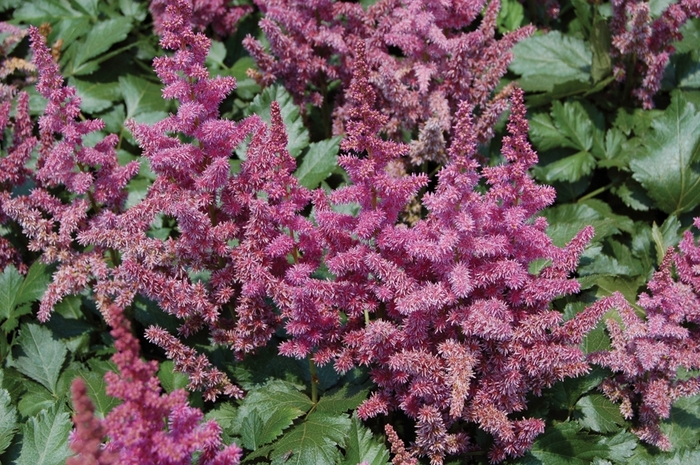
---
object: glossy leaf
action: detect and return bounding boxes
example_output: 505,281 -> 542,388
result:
630,92 -> 700,214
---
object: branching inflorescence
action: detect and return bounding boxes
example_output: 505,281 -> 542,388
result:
244,0 -> 533,145
611,0 -> 700,108
588,221 -> 700,450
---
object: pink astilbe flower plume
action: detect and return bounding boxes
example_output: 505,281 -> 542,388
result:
611,0 -> 700,108
1,27 -> 138,319
150,0 -> 252,37
244,0 -> 534,141
309,48 -> 605,463
68,305 -> 243,464
588,220 -> 700,450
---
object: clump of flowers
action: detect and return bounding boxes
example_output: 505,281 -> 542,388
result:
149,0 -> 252,37
298,44 -> 609,463
611,0 -> 700,108
244,0 -> 534,142
68,305 -> 243,465
588,221 -> 700,450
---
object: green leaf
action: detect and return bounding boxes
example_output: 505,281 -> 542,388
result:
0,266 -> 23,322
578,253 -> 633,277
660,394 -> 700,451
119,74 -> 170,120
17,405 -> 72,465
550,100 -> 596,152
0,385 -> 18,455
78,371 -> 120,418
247,85 -> 310,158
241,407 -> 300,450
529,112 -> 574,151
576,394 -> 625,433
69,78 -> 121,113
316,384 -> 369,415
497,0 -> 525,33
612,181 -> 654,211
295,137 -> 341,189
17,381 -> 56,418
597,431 -> 637,463
528,422 -> 611,465
542,201 -> 632,247
68,17 -> 133,76
510,31 -> 592,92
630,92 -> 700,215
157,360 -> 189,393
11,324 -> 68,394
590,15 -> 612,83
268,412 -> 351,465
340,416 -> 391,465
235,380 -> 311,449
581,321 -> 611,354
536,151 -> 596,183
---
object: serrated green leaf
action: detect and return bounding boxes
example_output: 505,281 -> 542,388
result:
69,17 -> 133,76
598,431 -> 637,463
69,77 -> 121,113
612,181 -> 654,211
237,380 -> 314,421
247,85 -> 310,158
78,371 -> 120,418
510,32 -> 592,92
590,16 -> 612,83
529,112 -> 574,151
0,387 -> 18,455
17,405 -> 72,465
497,0 -> 525,33
16,261 -> 50,307
542,201 -> 632,247
316,384 -> 369,415
578,253 -> 632,277
268,412 -> 352,465
630,92 -> 700,215
576,394 -> 625,433
590,276 -> 645,306
17,381 -> 55,418
529,422 -> 611,465
340,416 -> 390,465
581,321 -> 612,354
119,74 -> 170,120
0,265 -> 24,321
242,407 -> 300,450
295,137 -> 341,189
660,394 -> 700,451
206,402 -> 238,433
157,360 -> 189,393
11,324 -> 68,394
537,151 -> 596,183
551,100 -> 596,152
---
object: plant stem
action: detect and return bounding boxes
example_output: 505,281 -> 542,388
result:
577,182 -> 613,203
309,355 -> 319,403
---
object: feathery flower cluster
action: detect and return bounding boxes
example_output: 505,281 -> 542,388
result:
149,0 -> 252,37
302,46 -> 607,463
611,0 -> 700,108
68,305 -> 242,465
77,0 -> 314,396
588,221 -> 700,450
244,0 -> 533,140
1,26 -> 139,322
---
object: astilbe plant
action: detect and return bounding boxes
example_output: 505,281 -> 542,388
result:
243,0 -> 534,144
1,26 -> 139,320
588,220 -> 700,450
76,0 -> 319,399
611,0 -> 700,108
294,44 -> 610,464
68,305 -> 243,465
